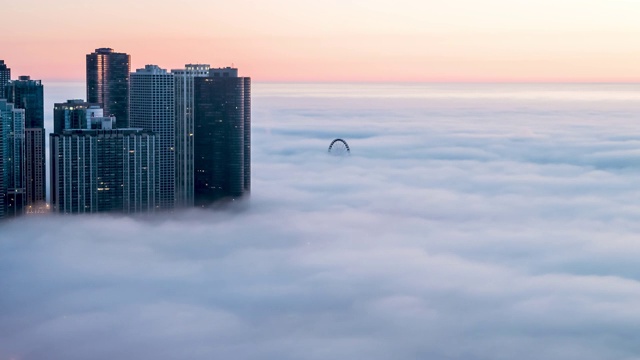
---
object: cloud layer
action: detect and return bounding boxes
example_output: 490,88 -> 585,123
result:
3,83 -> 640,360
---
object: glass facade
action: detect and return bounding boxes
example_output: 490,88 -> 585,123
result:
0,61 -> 11,218
0,102 -> 3,219
53,100 -> 102,134
0,60 -> 10,99
24,128 -> 45,207
4,76 -> 44,128
243,77 -> 251,193
193,71 -> 251,206
86,48 -> 130,128
172,64 -> 210,208
50,129 -> 156,214
0,100 -> 26,217
4,76 -> 45,207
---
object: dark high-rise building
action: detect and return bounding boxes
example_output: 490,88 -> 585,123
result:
4,76 -> 46,208
86,48 -> 130,128
4,76 -> 44,128
193,68 -> 251,206
24,128 -> 44,208
0,103 -> 3,219
50,128 -> 156,214
0,99 -> 26,217
53,100 -> 102,134
130,65 -> 175,211
0,60 -> 10,99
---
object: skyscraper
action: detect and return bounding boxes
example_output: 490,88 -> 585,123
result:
193,67 -> 251,206
53,100 -> 102,134
0,99 -> 26,217
0,103 -> 3,219
50,128 -> 156,214
130,65 -> 175,210
4,76 -> 44,128
23,128 -> 45,208
172,64 -> 210,207
0,60 -> 10,99
86,48 -> 130,128
0,154 -> 3,217
4,76 -> 45,207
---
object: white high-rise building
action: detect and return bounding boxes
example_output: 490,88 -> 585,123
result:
171,64 -> 209,207
130,65 -> 175,211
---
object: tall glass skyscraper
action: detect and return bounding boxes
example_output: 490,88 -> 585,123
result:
50,128 -> 156,214
172,64 -> 210,207
0,60 -> 10,99
193,68 -> 251,206
0,99 -> 25,217
130,65 -> 175,211
4,76 -> 45,208
86,48 -> 130,128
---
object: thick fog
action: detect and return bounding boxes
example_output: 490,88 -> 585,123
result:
2,83 -> 640,360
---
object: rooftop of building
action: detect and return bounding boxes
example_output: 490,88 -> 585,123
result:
171,64 -> 211,74
133,65 -> 169,75
8,76 -> 42,85
54,100 -> 99,108
58,128 -> 154,136
209,67 -> 239,78
90,48 -> 129,56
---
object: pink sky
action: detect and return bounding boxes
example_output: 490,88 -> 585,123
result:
3,0 -> 640,82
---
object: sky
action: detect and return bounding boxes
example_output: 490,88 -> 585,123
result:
3,0 -> 640,82
3,83 -> 640,359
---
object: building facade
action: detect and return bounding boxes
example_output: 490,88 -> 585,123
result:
4,76 -> 44,128
0,108 -> 3,219
4,76 -> 45,208
24,128 -> 44,208
0,109 -> 3,219
54,100 -> 103,134
0,100 -> 26,217
86,48 -> 130,128
130,65 -> 175,210
172,64 -> 210,207
0,60 -> 10,99
193,68 -> 251,206
50,128 -> 156,214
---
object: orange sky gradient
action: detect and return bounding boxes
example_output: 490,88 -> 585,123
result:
3,0 -> 640,82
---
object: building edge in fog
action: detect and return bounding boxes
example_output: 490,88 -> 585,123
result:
0,53 -> 253,219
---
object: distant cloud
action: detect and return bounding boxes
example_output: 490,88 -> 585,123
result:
3,84 -> 640,360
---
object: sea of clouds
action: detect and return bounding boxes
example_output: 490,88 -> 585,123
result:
2,83 -> 640,360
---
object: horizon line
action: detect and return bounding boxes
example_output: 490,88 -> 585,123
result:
35,79 -> 640,85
